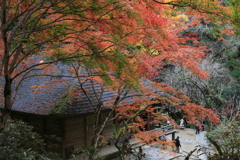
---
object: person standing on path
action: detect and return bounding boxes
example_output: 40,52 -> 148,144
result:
195,125 -> 200,134
174,136 -> 181,153
167,120 -> 170,126
180,119 -> 184,127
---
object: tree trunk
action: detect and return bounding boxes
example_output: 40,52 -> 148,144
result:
0,71 -> 12,130
1,0 -> 13,127
1,76 -> 13,128
4,75 -> 12,112
4,75 -> 13,112
92,130 -> 99,149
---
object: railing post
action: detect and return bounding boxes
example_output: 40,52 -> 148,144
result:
172,132 -> 175,140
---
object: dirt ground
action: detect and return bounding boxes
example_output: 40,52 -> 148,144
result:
165,128 -> 201,160
70,128 -> 205,160
127,128 -> 206,160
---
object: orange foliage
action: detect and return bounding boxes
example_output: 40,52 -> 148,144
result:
1,0 -> 229,151
178,103 -> 220,124
114,79 -> 220,148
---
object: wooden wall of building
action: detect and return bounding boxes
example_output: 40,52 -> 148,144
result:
11,111 -> 114,158
11,112 -> 64,136
11,112 -> 64,155
63,116 -> 85,152
62,112 -> 113,157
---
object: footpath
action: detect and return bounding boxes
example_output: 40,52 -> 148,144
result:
125,128 -> 209,160
172,128 -> 208,160
70,128 -> 209,160
138,128 -> 209,160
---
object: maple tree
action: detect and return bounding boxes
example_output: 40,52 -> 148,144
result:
64,64 -> 220,159
64,66 -> 135,159
0,0 -> 212,122
0,0 -> 100,122
112,81 -> 220,159
152,0 -> 239,22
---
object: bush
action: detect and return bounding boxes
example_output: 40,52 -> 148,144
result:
0,120 -> 61,160
206,120 -> 240,160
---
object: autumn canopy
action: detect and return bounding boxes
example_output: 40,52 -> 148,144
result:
1,0 -> 239,154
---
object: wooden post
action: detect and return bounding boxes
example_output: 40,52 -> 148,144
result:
42,118 -> 47,135
84,115 -> 88,147
172,132 -> 175,140
61,119 -> 66,158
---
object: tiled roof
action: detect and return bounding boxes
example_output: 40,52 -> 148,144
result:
13,75 -> 68,114
65,81 -> 118,114
0,73 -> 69,115
0,63 -> 124,115
0,63 -> 165,115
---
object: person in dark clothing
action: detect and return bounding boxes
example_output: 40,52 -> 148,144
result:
201,124 -> 205,131
174,136 -> 181,153
195,125 -> 200,134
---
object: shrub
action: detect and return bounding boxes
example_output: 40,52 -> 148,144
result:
0,120 -> 61,160
206,120 -> 240,160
